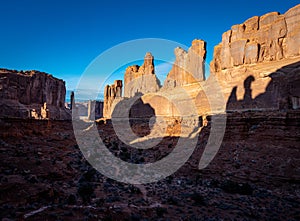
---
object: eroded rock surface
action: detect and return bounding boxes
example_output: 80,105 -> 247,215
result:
164,39 -> 206,88
124,52 -> 161,98
0,69 -> 70,120
210,4 -> 300,73
208,4 -> 300,113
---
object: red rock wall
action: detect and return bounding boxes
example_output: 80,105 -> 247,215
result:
208,4 -> 300,113
210,4 -> 300,73
124,52 -> 160,98
0,69 -> 70,120
105,4 -> 300,119
164,39 -> 206,88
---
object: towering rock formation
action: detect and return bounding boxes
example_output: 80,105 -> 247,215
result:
104,4 -> 300,119
139,5 -> 300,117
208,4 -> 300,112
103,80 -> 123,118
0,69 -> 70,120
164,39 -> 206,88
124,52 -> 160,97
210,4 -> 300,72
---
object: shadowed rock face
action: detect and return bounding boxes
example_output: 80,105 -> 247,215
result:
124,52 -> 161,98
210,4 -> 300,73
0,69 -> 70,120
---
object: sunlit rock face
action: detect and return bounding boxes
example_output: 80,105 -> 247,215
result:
103,80 -> 123,118
0,69 -> 70,120
124,52 -> 161,98
104,4 -> 300,120
210,4 -> 300,73
209,4 -> 300,112
164,39 -> 206,89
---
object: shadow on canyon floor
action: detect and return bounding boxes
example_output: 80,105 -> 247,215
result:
0,62 -> 299,220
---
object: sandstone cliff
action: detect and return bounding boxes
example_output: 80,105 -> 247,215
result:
208,4 -> 300,112
210,4 -> 300,72
136,5 -> 300,118
103,4 -> 300,120
164,39 -> 206,88
0,69 -> 70,120
124,52 -> 160,98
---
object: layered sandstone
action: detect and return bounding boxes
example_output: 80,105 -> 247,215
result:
164,39 -> 206,88
104,5 -> 300,120
210,4 -> 300,72
208,4 -> 300,113
124,52 -> 160,98
140,5 -> 300,118
0,69 -> 70,120
103,80 -> 123,118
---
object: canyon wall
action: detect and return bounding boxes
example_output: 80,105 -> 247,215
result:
210,4 -> 300,72
209,4 -> 300,112
137,4 -> 300,117
124,52 -> 161,98
0,69 -> 71,120
103,4 -> 300,120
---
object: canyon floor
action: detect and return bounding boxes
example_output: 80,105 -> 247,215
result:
0,111 -> 299,220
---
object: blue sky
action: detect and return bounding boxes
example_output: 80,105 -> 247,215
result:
0,0 -> 299,93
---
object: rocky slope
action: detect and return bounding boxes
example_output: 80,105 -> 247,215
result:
0,111 -> 299,220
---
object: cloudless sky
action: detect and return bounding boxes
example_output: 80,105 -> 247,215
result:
0,0 -> 299,91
